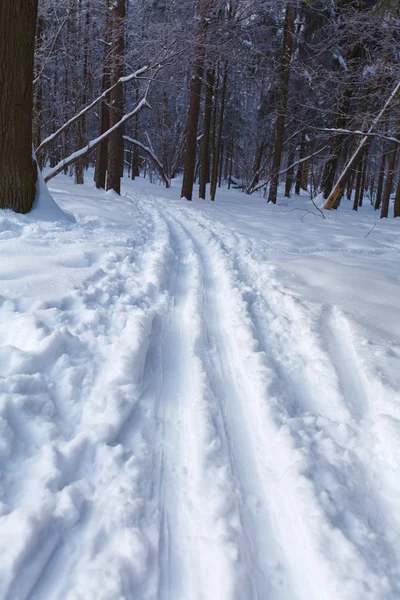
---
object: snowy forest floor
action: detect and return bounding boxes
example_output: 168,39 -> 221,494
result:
1,175 -> 400,600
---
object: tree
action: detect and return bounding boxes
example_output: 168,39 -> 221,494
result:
107,0 -> 126,194
0,1 -> 39,213
267,1 -> 295,204
180,0 -> 211,201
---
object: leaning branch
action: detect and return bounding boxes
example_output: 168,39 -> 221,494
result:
249,146 -> 327,195
324,79 -> 400,210
124,135 -> 169,187
317,128 -> 400,145
44,99 -> 151,182
36,64 -> 150,154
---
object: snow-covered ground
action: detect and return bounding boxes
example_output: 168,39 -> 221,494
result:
1,174 -> 400,600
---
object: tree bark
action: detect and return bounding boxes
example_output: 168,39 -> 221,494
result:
180,0 -> 210,201
393,176 -> 400,218
267,2 -> 295,204
199,66 -> 215,199
95,3 -> 111,189
374,150 -> 386,210
285,139 -> 296,198
381,112 -> 400,218
107,0 -> 125,195
0,1 -> 38,213
211,63 -> 228,201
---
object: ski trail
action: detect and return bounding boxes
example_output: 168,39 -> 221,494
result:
160,205 -> 297,600
159,202 -> 399,599
145,205 -> 249,600
320,305 -> 366,418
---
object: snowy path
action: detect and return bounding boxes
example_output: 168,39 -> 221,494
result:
1,178 -> 400,599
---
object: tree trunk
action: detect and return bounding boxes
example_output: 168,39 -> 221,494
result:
284,140 -> 296,198
33,16 -> 45,170
95,2 -> 110,189
107,0 -> 125,195
180,0 -> 209,201
374,150 -> 386,210
211,63 -> 228,201
199,66 -> 215,199
75,0 -> 90,185
381,112 -> 400,218
393,176 -> 400,218
295,134 -> 307,195
267,2 -> 295,204
0,0 -> 38,213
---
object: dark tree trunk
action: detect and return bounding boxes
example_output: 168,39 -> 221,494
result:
394,177 -> 400,218
75,0 -> 90,185
211,63 -> 228,201
374,150 -> 386,210
295,134 -> 307,195
107,0 -> 125,195
321,90 -> 352,199
353,163 -> 362,211
199,66 -> 215,199
0,1 -> 39,213
381,113 -> 400,218
131,86 -> 140,180
33,16 -> 45,170
284,140 -> 296,198
180,0 -> 209,201
95,2 -> 111,189
267,2 -> 295,204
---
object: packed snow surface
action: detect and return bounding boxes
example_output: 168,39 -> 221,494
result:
1,175 -> 400,600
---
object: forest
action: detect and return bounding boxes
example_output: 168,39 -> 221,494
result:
1,0 -> 400,217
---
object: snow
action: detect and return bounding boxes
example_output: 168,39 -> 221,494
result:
1,173 -> 400,599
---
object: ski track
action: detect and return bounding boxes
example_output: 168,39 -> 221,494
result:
149,197 -> 400,600
2,188 -> 400,599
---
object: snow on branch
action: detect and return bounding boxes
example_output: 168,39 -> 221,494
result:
44,98 -> 151,183
36,64 -> 150,155
317,128 -> 400,145
249,146 -> 328,195
123,136 -> 169,188
324,79 -> 400,210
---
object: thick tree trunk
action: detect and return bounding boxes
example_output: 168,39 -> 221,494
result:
0,1 -> 38,213
267,2 -> 295,204
180,0 -> 210,201
107,0 -> 125,195
33,16 -> 45,170
199,66 -> 215,199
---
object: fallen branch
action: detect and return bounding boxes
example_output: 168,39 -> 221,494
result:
44,98 -> 151,182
